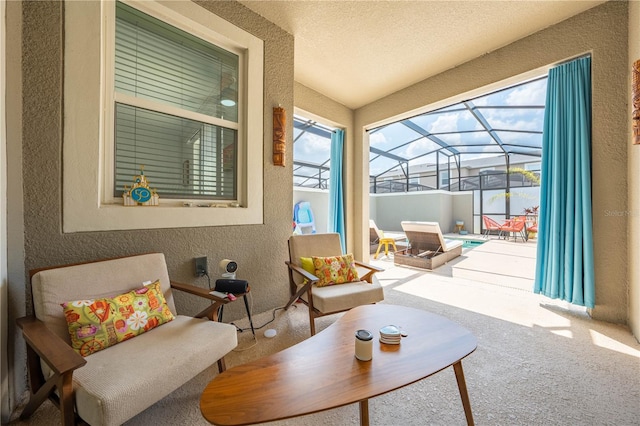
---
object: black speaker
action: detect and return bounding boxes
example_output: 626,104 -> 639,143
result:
215,279 -> 248,294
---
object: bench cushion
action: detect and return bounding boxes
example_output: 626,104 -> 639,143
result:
74,315 -> 237,426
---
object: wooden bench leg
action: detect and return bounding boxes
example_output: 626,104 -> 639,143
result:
59,373 -> 76,426
453,361 -> 474,426
20,371 -> 76,426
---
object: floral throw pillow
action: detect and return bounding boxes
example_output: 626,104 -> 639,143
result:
311,254 -> 359,287
61,280 -> 174,356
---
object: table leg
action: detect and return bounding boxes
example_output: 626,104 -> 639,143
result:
453,361 -> 474,426
243,294 -> 256,336
359,399 -> 369,426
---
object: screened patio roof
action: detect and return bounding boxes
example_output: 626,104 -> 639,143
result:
293,75 -> 547,188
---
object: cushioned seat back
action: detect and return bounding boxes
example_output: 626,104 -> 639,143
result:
401,221 -> 463,253
31,253 -> 175,343
369,220 -> 384,241
401,221 -> 445,251
289,233 -> 343,285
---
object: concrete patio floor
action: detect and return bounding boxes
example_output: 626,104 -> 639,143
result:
371,234 -> 538,293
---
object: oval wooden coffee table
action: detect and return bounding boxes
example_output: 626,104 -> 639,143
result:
201,304 -> 477,425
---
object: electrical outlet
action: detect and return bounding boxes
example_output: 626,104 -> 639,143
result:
195,257 -> 208,277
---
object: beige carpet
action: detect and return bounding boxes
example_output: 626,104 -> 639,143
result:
11,253 -> 640,425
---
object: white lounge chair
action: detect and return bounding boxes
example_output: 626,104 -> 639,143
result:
396,221 -> 463,269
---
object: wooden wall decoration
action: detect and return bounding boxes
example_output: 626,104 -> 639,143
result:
634,59 -> 640,145
273,106 -> 286,166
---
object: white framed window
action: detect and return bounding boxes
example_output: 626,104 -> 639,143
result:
63,0 -> 264,232
110,1 -> 239,201
439,170 -> 450,188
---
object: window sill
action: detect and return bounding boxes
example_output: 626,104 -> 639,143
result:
63,203 -> 262,233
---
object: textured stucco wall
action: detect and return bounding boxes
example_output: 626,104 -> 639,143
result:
354,1 -> 629,324
628,0 -> 640,341
5,0 -> 25,420
9,0 -> 294,413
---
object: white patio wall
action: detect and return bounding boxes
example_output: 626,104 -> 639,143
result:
294,187 -> 474,235
371,191 -> 474,234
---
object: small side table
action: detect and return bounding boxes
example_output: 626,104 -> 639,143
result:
218,291 -> 256,337
169,281 -> 255,336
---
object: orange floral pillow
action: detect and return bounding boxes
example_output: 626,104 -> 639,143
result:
61,280 -> 174,356
311,254 -> 359,287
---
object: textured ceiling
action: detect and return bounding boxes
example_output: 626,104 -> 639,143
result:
239,0 -> 606,109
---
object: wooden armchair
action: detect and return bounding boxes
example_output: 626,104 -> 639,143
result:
17,253 -> 238,426
284,233 -> 384,335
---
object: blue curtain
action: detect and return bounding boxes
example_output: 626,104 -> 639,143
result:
328,129 -> 346,253
534,57 -> 595,308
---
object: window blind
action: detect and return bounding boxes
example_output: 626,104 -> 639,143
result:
114,1 -> 238,200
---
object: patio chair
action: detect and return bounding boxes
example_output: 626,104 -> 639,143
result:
399,221 -> 464,266
500,216 -> 528,242
482,215 -> 505,239
284,233 -> 384,335
369,219 -> 407,259
293,201 -> 316,234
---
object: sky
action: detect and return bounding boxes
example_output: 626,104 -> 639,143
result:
294,76 -> 547,181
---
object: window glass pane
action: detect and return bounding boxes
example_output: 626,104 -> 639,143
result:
115,103 -> 237,199
115,1 -> 239,123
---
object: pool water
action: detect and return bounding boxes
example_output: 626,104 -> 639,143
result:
460,239 -> 486,248
463,240 -> 484,248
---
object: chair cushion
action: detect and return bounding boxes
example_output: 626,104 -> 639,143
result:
61,280 -> 174,356
73,315 -> 237,426
300,276 -> 384,313
312,254 -> 359,287
300,257 -> 316,275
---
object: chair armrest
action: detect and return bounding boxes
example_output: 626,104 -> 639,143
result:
354,260 -> 383,283
354,260 -> 384,273
284,261 -> 317,311
16,316 -> 86,376
170,281 -> 234,321
285,261 -> 319,284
